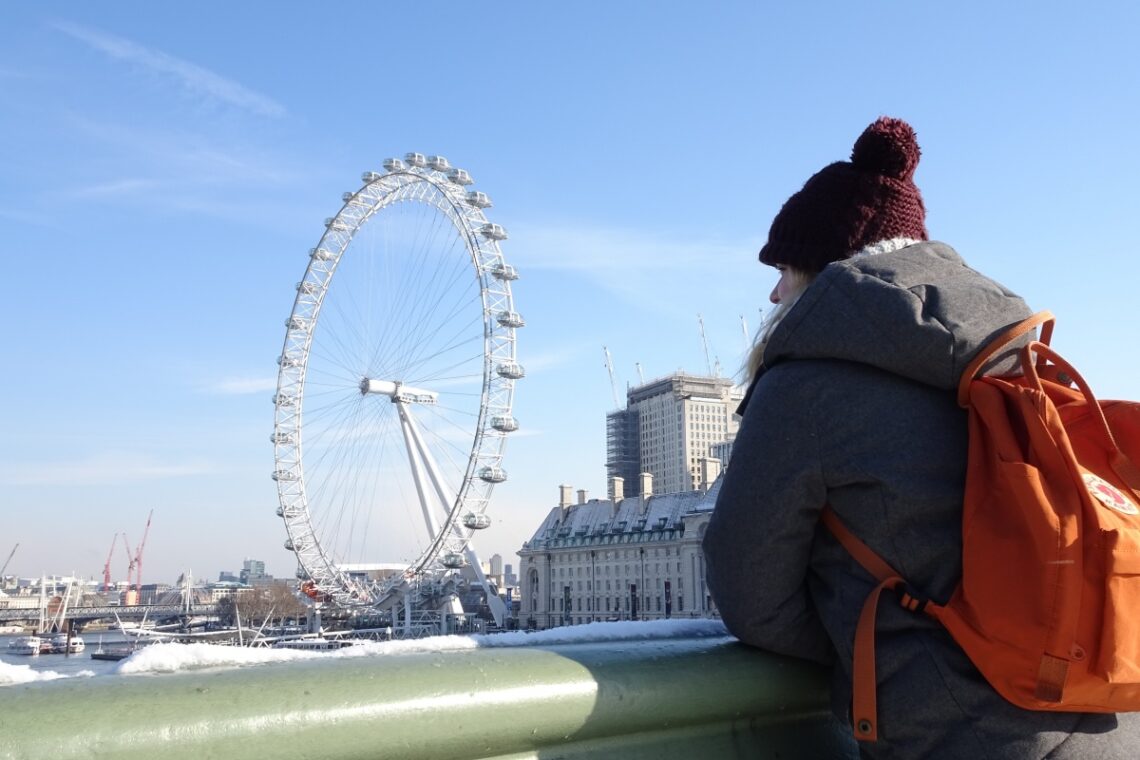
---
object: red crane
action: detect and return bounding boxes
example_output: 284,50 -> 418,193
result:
120,510 -> 153,605
133,510 -> 153,600
101,534 -> 118,593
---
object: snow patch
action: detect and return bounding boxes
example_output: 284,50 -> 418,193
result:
116,618 -> 730,676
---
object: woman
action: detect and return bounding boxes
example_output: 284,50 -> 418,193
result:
703,117 -> 1139,759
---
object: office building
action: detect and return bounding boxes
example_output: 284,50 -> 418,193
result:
607,372 -> 743,495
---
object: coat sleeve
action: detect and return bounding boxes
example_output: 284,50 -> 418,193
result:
702,364 -> 834,664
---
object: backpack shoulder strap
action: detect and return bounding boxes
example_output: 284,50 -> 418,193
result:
957,311 -> 1055,408
820,507 -> 898,583
821,507 -> 942,742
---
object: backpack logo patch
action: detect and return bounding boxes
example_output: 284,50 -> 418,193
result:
1082,472 -> 1139,515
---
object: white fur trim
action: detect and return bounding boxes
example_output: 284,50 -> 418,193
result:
850,238 -> 921,258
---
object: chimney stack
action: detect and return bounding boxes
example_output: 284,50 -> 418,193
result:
609,476 -> 625,502
577,489 -> 588,505
639,472 -> 653,500
559,484 -> 573,508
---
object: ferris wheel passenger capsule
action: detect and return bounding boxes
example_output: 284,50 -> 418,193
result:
272,393 -> 297,407
496,311 -> 525,328
441,553 -> 465,569
478,465 -> 508,483
465,191 -> 492,208
383,157 -> 405,172
491,415 -> 519,432
296,281 -> 320,295
490,262 -> 518,280
426,155 -> 450,172
447,168 -> 473,185
480,223 -> 508,241
270,431 -> 295,444
496,362 -> 525,379
277,354 -> 301,368
361,171 -> 383,183
463,513 -> 492,530
284,538 -> 302,551
272,469 -> 298,482
286,316 -> 311,332
404,152 -> 427,168
310,247 -> 335,261
324,217 -> 350,231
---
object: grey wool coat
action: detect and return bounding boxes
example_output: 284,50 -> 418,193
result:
703,242 -> 1140,759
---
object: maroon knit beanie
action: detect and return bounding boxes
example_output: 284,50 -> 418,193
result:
758,116 -> 928,274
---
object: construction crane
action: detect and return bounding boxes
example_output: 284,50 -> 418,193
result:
101,534 -> 119,593
602,346 -> 620,408
120,533 -> 137,604
120,510 -> 153,604
133,510 -> 153,601
697,314 -> 720,377
1,543 -> 17,577
635,362 -> 645,385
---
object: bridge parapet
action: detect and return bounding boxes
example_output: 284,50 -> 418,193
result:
0,625 -> 856,759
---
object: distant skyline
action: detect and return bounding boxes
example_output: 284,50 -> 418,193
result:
2,2 -> 1139,583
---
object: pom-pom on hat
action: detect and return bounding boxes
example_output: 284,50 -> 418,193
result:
758,116 -> 928,274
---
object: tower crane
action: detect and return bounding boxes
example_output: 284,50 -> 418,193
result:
101,534 -> 119,593
697,314 -> 720,377
1,543 -> 17,577
121,533 -> 137,603
602,346 -> 620,409
133,510 -> 153,600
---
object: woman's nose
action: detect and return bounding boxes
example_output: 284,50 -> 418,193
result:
769,285 -> 780,304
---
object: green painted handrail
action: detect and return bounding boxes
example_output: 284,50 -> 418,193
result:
0,635 -> 856,759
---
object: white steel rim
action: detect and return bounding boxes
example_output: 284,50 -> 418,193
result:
272,160 -> 519,609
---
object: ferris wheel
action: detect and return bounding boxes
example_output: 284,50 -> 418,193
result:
271,153 -> 522,611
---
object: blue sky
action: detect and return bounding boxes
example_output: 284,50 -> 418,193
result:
2,2 -> 1138,584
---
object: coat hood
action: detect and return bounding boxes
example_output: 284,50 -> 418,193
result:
763,241 -> 1034,390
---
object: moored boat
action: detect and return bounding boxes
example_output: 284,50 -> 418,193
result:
6,635 -> 46,656
47,633 -> 85,654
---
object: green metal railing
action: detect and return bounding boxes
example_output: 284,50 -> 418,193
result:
0,634 -> 857,759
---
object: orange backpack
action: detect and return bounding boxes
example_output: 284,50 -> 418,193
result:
822,311 -> 1140,742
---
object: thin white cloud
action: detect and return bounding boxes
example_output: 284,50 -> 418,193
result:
204,377 -> 278,395
0,207 -> 53,226
54,22 -> 285,118
508,222 -> 762,314
0,452 -> 214,486
520,345 -> 588,374
510,223 -> 756,274
69,178 -> 158,198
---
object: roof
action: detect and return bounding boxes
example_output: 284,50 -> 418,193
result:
522,477 -> 722,551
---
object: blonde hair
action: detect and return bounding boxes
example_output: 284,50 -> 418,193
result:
743,267 -> 814,382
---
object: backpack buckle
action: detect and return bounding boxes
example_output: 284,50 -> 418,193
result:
893,582 -> 929,614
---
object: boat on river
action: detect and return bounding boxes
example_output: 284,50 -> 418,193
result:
47,633 -> 84,654
89,643 -> 137,661
6,635 -> 47,656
